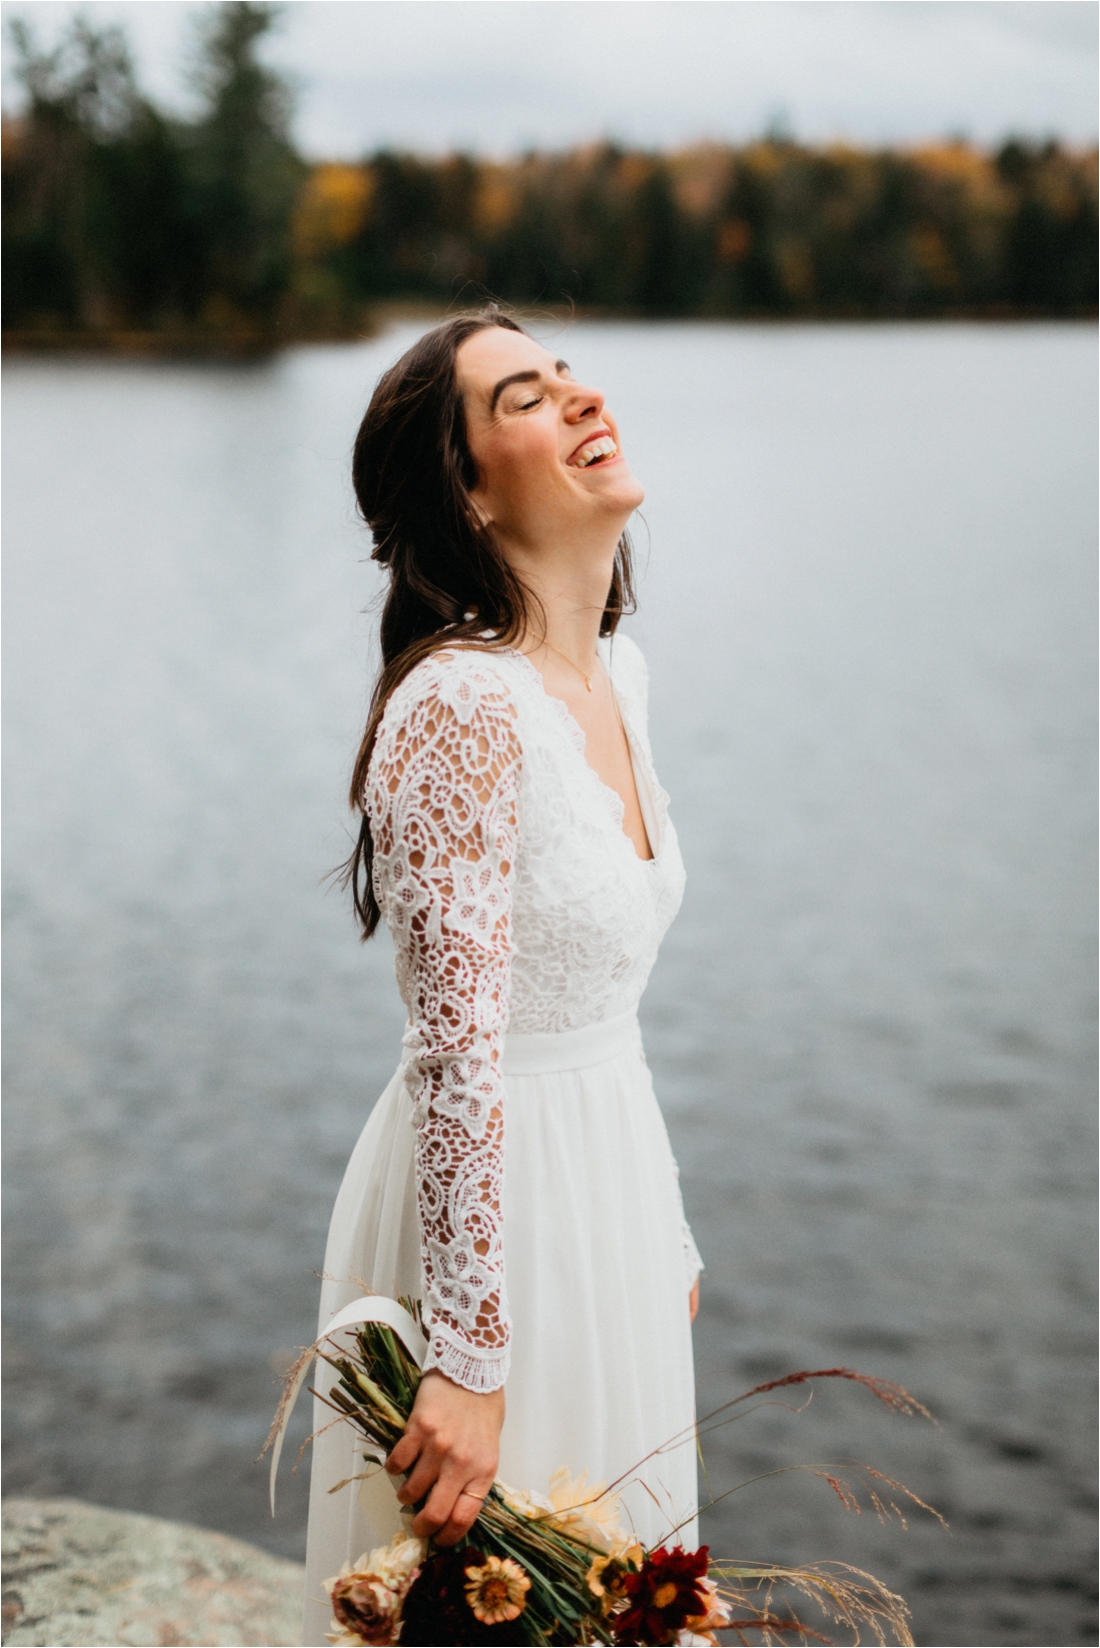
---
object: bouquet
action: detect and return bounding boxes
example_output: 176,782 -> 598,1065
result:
264,1296 -> 939,1646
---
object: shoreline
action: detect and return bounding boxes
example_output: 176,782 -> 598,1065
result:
4,305 -> 1096,360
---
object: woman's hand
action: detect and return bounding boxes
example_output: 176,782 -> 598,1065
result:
689,1278 -> 700,1323
385,1369 -> 506,1546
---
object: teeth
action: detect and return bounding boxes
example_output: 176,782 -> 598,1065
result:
573,435 -> 618,467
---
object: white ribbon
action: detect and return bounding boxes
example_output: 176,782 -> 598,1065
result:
268,1295 -> 427,1514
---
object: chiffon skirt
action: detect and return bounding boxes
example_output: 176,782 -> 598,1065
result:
301,1008 -> 698,1646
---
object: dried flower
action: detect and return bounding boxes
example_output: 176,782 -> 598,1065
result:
323,1533 -> 424,1646
501,1467 -> 630,1555
683,1574 -> 732,1644
614,1545 -> 712,1645
546,1466 -> 631,1553
274,1309 -> 930,1648
464,1554 -> 531,1625
400,1547 -> 520,1646
587,1545 -> 644,1617
497,1480 -> 554,1521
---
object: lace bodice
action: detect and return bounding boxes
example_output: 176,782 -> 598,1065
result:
367,633 -> 688,1391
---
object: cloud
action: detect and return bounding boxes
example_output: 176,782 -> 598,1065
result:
2,0 -> 1096,156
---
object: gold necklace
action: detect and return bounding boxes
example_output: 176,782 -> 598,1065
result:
540,638 -> 598,692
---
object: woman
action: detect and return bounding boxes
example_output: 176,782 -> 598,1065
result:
303,308 -> 702,1645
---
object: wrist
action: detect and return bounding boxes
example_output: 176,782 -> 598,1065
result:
419,1368 -> 505,1410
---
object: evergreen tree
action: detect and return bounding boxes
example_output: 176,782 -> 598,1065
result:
4,17 -> 144,327
185,1 -> 303,325
2,3 -> 301,336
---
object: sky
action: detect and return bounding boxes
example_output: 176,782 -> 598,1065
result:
2,1 -> 1097,158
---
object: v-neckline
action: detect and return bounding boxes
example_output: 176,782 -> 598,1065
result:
508,647 -> 659,865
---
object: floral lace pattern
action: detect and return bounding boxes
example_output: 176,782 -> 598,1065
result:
368,635 -> 693,1392
369,657 -> 520,1391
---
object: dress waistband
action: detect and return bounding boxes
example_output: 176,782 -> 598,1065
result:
501,1007 -> 643,1076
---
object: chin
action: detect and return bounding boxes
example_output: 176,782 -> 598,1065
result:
611,474 -> 645,514
592,461 -> 644,514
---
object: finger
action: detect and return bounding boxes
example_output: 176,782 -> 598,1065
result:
385,1431 -> 422,1477
409,1472 -> 469,1540
422,1472 -> 494,1547
395,1449 -> 441,1508
433,1483 -> 493,1547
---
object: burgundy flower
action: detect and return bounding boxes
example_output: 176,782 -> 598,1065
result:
613,1546 -> 712,1646
400,1547 -> 528,1646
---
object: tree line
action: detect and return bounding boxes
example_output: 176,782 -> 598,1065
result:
3,3 -> 1096,348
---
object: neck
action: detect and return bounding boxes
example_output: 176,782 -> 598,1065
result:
505,525 -> 621,667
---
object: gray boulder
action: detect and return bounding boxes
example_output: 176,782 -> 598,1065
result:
1,1499 -> 305,1647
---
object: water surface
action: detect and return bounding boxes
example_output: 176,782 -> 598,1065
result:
3,323 -> 1096,1646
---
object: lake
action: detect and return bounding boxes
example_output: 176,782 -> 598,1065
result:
3,322 -> 1096,1647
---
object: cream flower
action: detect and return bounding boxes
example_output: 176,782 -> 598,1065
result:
323,1533 -> 425,1646
498,1479 -> 555,1521
546,1466 -> 630,1554
502,1467 -> 630,1553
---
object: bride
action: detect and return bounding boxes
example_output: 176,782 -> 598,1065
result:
302,307 -> 702,1645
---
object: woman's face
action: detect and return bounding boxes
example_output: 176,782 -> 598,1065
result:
456,326 -> 644,552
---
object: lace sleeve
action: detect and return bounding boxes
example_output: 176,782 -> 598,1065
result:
368,653 -> 521,1393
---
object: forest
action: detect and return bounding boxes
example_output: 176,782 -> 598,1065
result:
3,3 -> 1096,349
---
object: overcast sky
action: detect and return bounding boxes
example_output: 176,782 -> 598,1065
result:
2,1 -> 1097,157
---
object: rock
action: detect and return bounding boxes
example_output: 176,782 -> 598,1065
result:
1,1499 -> 305,1647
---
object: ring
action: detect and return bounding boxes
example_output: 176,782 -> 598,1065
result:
458,1490 -> 486,1502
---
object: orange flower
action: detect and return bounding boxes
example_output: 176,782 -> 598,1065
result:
463,1553 -> 531,1625
586,1545 -> 644,1616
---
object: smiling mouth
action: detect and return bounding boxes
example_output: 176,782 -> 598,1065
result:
568,434 -> 619,468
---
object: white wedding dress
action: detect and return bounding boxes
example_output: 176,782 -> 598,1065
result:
302,634 -> 701,1646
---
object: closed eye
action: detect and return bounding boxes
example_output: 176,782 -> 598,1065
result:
489,359 -> 572,416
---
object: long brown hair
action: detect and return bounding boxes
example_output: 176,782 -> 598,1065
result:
342,305 -> 636,938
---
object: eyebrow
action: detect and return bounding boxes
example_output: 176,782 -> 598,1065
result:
488,359 -> 570,416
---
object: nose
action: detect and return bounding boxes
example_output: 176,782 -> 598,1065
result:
563,380 -> 604,424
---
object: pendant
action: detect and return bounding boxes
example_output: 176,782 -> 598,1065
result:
585,677 -> 593,692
